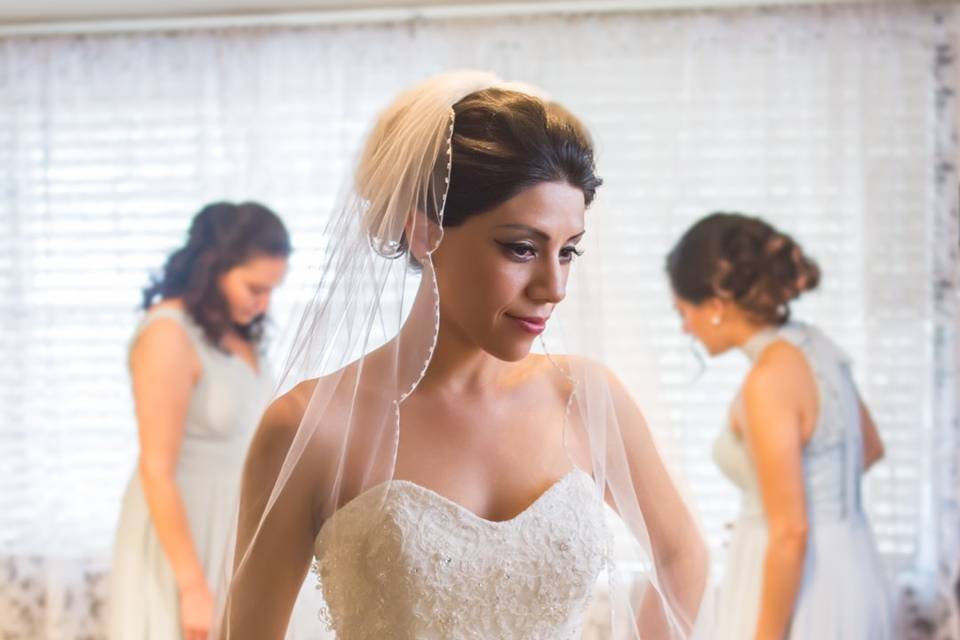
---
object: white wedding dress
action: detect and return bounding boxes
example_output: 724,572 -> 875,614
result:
311,467 -> 608,639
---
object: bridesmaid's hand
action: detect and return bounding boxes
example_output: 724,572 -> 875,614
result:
179,582 -> 215,640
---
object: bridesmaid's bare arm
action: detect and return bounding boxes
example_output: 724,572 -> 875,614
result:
130,317 -> 213,635
857,395 -> 885,470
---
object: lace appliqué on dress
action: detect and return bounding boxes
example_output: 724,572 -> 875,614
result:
311,469 -> 606,639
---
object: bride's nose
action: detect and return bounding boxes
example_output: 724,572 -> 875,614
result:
527,257 -> 566,304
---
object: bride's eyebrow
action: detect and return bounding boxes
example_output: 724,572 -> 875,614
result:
493,224 -> 586,243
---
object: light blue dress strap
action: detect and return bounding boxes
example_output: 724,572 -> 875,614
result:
739,326 -> 781,362
131,305 -> 210,367
135,305 -> 188,334
801,322 -> 854,367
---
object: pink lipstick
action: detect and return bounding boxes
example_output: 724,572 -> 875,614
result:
508,315 -> 547,335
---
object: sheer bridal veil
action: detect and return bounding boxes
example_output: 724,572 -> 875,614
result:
215,70 -> 711,639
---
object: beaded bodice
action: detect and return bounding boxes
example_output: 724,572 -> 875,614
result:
312,468 -> 607,639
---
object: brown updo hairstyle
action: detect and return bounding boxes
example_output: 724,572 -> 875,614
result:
441,88 -> 602,226
142,201 -> 291,347
666,212 -> 820,325
359,86 -> 601,266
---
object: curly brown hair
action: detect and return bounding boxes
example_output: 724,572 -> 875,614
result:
666,212 -> 820,325
142,201 -> 291,347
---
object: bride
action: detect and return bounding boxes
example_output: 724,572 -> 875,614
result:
216,70 -> 710,639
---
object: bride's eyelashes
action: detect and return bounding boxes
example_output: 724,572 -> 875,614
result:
496,240 -> 537,261
494,240 -> 584,263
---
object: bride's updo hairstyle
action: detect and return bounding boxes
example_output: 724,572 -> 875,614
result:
443,88 -> 601,225
666,212 -> 821,325
355,83 -> 601,265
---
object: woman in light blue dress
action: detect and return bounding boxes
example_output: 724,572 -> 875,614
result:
109,202 -> 289,640
665,212 -> 892,639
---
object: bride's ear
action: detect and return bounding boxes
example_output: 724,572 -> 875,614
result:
404,209 -> 442,265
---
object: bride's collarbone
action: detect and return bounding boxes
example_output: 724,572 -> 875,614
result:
389,465 -> 579,524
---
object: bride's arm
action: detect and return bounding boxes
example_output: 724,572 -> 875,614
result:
219,383 -> 318,640
601,367 -> 710,636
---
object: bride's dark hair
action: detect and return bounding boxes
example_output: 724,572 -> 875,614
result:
443,88 -> 602,226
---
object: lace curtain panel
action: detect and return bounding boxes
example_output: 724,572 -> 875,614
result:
0,4 -> 957,638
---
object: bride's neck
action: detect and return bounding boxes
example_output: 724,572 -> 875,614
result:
400,274 -> 506,395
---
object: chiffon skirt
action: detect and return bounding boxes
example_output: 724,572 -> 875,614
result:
108,449 -> 240,640
108,441 -> 327,639
714,511 -> 893,639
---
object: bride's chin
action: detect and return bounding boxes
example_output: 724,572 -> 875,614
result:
485,338 -> 535,363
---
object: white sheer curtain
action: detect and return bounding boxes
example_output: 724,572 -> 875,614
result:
0,4 -> 956,638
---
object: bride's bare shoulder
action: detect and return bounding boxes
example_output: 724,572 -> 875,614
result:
253,357 -> 379,454
247,379 -> 320,462
263,379 -> 317,430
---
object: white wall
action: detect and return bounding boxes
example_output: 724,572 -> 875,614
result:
0,0 -> 919,29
